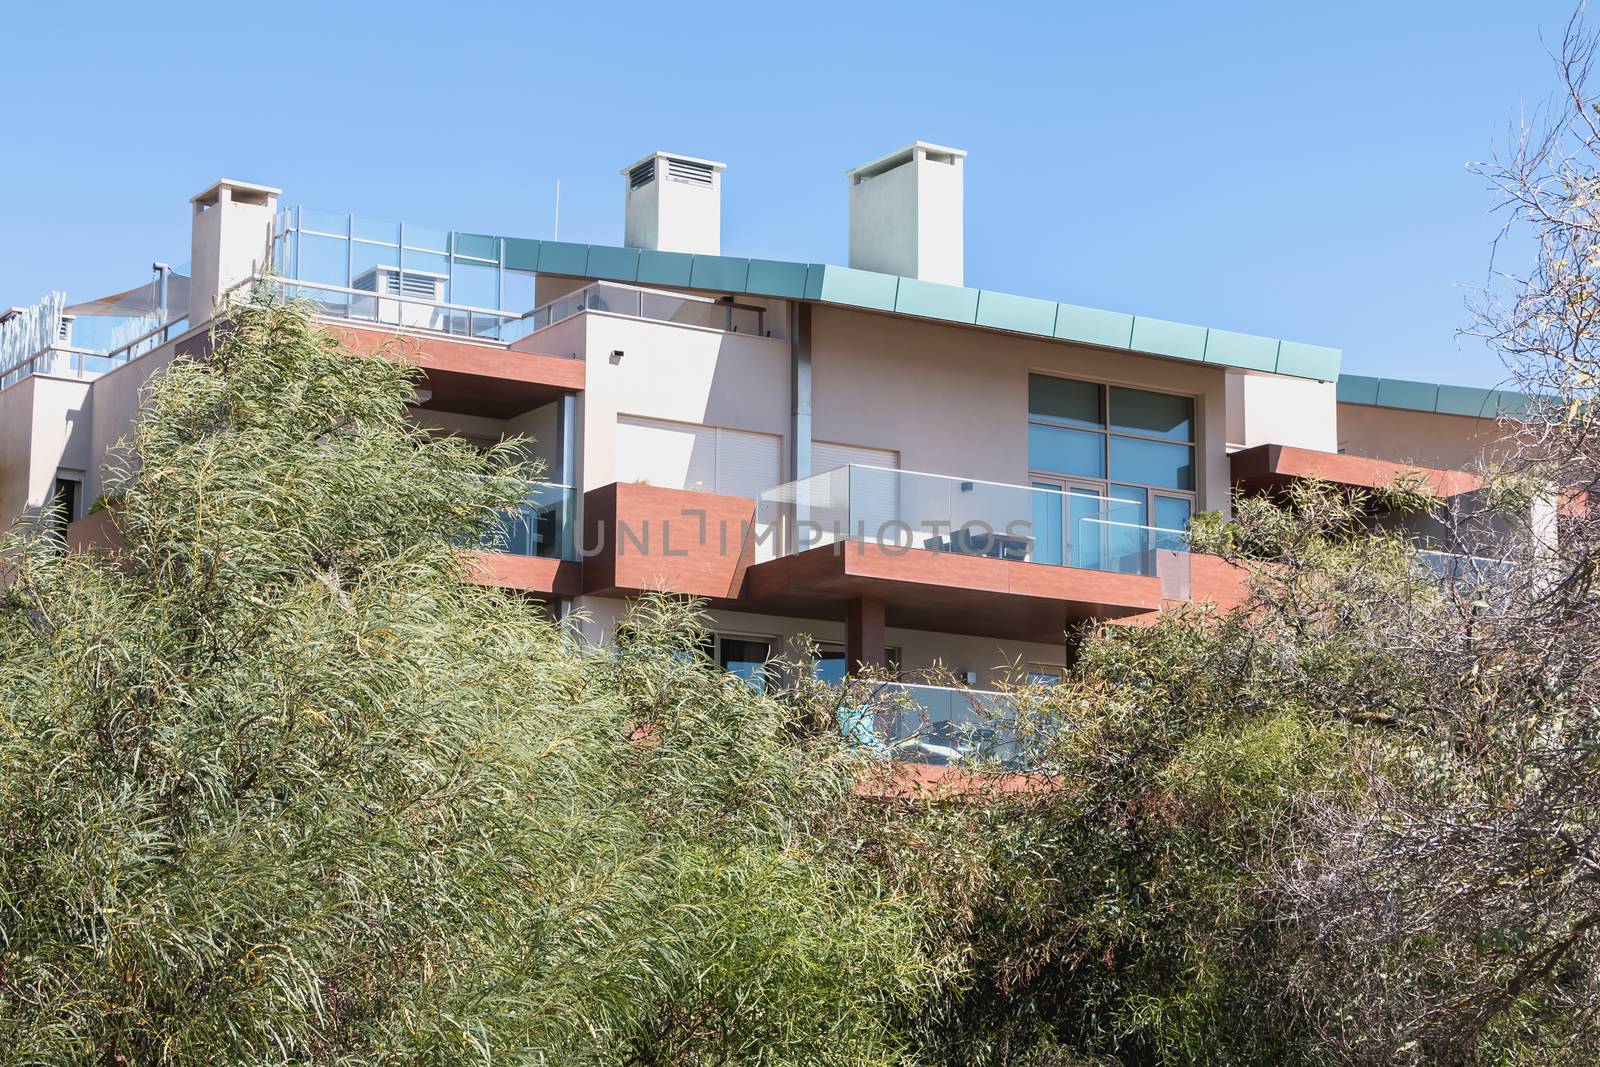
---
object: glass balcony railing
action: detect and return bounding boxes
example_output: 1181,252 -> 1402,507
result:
839,681 -> 1025,768
273,206 -> 543,345
277,279 -> 536,345
1418,549 -> 1515,588
1,317 -> 190,392
524,280 -> 767,337
754,465 -> 1189,580
484,482 -> 575,559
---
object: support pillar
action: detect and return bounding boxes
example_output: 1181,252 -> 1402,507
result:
846,597 -> 887,674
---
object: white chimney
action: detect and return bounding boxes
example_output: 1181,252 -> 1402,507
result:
845,142 -> 966,285
190,178 -> 280,321
622,152 -> 726,256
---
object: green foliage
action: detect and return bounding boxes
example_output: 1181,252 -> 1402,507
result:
0,296 -> 932,1065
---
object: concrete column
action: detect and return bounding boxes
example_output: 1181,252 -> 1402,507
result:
846,597 -> 887,673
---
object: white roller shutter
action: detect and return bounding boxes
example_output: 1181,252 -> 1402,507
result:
812,441 -> 903,546
715,428 -> 782,498
617,416 -> 716,492
616,415 -> 780,496
812,440 -> 898,476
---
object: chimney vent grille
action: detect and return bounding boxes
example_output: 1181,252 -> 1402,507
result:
665,157 -> 714,187
628,160 -> 657,189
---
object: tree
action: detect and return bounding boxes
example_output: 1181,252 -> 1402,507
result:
0,293 -> 935,1065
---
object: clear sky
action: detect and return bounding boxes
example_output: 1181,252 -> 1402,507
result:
0,0 -> 1581,387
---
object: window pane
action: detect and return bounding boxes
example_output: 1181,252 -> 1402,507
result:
1155,496 -> 1192,550
1109,437 -> 1193,490
1028,424 -> 1104,478
1105,484 -> 1149,573
1068,488 -> 1106,570
1029,374 -> 1102,427
1155,495 -> 1191,531
1110,386 -> 1192,441
1030,484 -> 1063,565
812,649 -> 848,685
719,637 -> 771,690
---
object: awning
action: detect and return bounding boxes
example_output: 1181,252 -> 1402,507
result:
65,273 -> 189,320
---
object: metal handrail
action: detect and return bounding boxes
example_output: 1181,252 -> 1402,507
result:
525,279 -> 769,335
2,316 -> 191,392
776,463 -> 1153,514
279,277 -> 523,320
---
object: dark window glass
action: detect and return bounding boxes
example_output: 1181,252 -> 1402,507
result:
1109,437 -> 1194,490
1028,375 -> 1102,427
719,637 -> 771,690
49,477 -> 79,537
812,649 -> 847,685
1028,424 -> 1105,478
1110,386 -> 1192,441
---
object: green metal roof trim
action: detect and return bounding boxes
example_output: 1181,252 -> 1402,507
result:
498,231 -> 1342,381
1336,373 -> 1535,419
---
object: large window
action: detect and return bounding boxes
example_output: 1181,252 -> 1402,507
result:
1027,374 -> 1196,556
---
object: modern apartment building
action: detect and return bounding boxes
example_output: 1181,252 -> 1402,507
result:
0,144 -> 1527,752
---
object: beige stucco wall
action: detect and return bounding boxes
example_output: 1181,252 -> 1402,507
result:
566,312 -> 792,493
570,595 -> 1068,688
82,346 -> 180,505
1337,402 -> 1508,471
1226,371 -> 1338,452
0,374 -> 93,528
808,306 -> 1233,514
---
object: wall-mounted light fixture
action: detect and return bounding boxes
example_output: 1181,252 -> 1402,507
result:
609,349 -> 625,365
412,387 -> 433,405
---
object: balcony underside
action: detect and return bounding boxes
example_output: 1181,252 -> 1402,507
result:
1231,443 -> 1480,498
330,324 -> 583,418
739,543 -> 1163,644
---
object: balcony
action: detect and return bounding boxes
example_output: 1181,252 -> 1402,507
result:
527,280 -> 768,337
1231,443 -> 1482,498
274,207 -> 545,344
754,465 -> 1188,576
742,466 -> 1190,643
467,482 -> 581,597
842,680 -> 1024,769
2,299 -> 190,392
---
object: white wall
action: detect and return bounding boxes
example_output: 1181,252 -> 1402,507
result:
1226,371 -> 1339,452
847,145 -> 965,285
574,312 -> 792,492
0,374 -> 93,529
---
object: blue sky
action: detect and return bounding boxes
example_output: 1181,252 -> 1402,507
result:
0,0 -> 1580,387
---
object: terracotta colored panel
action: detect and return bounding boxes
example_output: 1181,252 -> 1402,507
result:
584,482 -> 756,600
1232,443 -> 1480,498
329,324 -> 583,418
1183,554 -> 1251,613
465,552 -> 581,596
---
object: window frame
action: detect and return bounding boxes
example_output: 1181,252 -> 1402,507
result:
1027,373 -> 1197,528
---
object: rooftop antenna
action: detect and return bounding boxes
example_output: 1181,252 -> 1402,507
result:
553,179 -> 561,241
